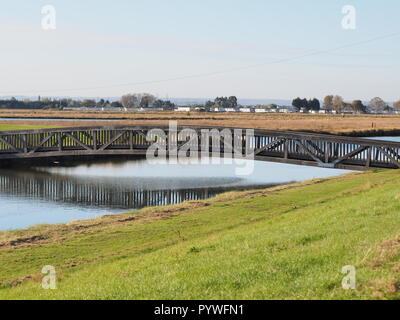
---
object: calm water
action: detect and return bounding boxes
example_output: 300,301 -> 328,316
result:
1,136 -> 398,231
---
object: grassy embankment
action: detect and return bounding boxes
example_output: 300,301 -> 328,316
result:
0,124 -> 57,131
1,170 -> 400,300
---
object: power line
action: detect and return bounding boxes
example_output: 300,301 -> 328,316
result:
3,31 -> 400,96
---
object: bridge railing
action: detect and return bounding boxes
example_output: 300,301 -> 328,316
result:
1,126 -> 400,170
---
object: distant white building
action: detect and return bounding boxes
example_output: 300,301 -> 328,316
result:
135,107 -> 164,112
224,108 -> 237,113
239,107 -> 255,113
176,106 -> 191,112
213,107 -> 225,113
254,108 -> 268,113
278,106 -> 297,113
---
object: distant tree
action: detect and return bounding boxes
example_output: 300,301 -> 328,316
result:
215,97 -> 227,108
228,96 -> 238,109
369,97 -> 386,113
323,95 -> 334,109
332,95 -> 344,113
351,100 -> 366,113
394,100 -> 400,111
111,101 -> 123,109
153,100 -> 163,109
308,98 -> 320,111
120,94 -> 139,109
292,97 -> 311,111
300,98 -> 308,111
140,94 -> 156,108
120,93 -> 157,109
204,100 -> 214,111
81,99 -> 96,108
67,99 -> 80,108
153,99 -> 175,110
214,97 -> 224,108
292,97 -> 303,110
96,99 -> 106,108
212,96 -> 238,109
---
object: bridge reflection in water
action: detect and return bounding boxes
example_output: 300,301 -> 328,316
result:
0,169 -> 267,210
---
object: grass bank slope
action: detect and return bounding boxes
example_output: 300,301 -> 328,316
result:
0,124 -> 57,131
1,170 -> 400,300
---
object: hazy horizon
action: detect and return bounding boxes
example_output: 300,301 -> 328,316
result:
1,96 -> 396,107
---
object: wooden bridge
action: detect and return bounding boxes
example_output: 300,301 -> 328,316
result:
0,125 -> 399,170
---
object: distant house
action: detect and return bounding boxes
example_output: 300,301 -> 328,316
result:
239,107 -> 255,113
176,106 -> 191,112
279,106 -> 297,113
254,108 -> 268,113
224,108 -> 237,113
136,107 -> 164,112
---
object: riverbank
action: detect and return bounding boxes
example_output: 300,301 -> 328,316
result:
1,169 -> 400,299
2,110 -> 400,136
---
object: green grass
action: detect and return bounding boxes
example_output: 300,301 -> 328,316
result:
1,170 -> 400,300
0,124 -> 57,131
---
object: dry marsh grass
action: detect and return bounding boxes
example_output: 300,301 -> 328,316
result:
1,109 -> 400,135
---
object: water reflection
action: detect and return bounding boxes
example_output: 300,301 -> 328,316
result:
0,158 -> 350,231
0,169 -> 260,210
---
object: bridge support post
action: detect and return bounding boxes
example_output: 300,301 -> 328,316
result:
324,142 -> 330,163
366,147 -> 372,168
93,130 -> 97,151
129,131 -> 134,150
284,140 -> 289,159
22,134 -> 28,153
58,134 -> 63,152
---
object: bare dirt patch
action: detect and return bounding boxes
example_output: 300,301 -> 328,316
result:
0,201 -> 212,249
369,239 -> 400,268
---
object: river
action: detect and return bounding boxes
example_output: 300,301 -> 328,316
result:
0,136 -> 398,231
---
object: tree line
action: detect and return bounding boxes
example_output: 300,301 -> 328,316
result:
0,94 -> 176,110
0,97 -> 123,110
292,98 -> 321,111
120,93 -> 175,110
1,93 -> 400,113
292,95 -> 400,113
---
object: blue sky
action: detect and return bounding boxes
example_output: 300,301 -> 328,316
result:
0,0 -> 399,101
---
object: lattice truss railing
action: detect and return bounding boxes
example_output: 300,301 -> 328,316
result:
0,129 -> 151,153
251,135 -> 400,169
1,127 -> 400,169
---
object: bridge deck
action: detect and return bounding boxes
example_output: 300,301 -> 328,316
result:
0,125 -> 399,171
